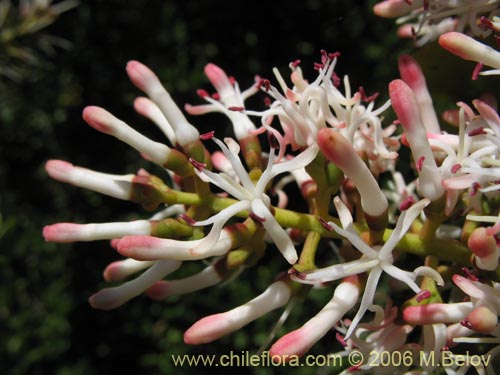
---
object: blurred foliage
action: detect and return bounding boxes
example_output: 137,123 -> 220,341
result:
3,0 -> 494,374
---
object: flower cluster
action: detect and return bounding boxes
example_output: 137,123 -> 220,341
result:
43,4 -> 500,373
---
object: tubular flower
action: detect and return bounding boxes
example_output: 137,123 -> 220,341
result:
291,196 -> 444,339
374,0 -> 500,46
247,51 -> 398,174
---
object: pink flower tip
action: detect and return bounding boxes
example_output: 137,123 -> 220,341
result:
126,60 -> 159,93
269,329 -> 310,358
42,223 -> 78,243
82,106 -> 114,134
115,235 -> 162,260
45,159 -> 74,181
183,313 -> 227,345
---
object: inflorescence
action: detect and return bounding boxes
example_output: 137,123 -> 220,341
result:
44,1 -> 500,373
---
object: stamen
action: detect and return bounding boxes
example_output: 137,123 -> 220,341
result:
460,318 -> 473,329
336,332 -> 347,347
468,127 -> 486,137
290,59 -> 301,68
470,182 -> 481,196
264,97 -> 272,107
472,62 -> 484,81
180,214 -> 196,226
331,72 -> 341,87
189,157 -> 207,171
461,267 -> 478,281
262,79 -> 270,92
358,86 -> 379,103
314,62 -> 325,71
318,216 -> 333,231
268,132 -> 279,149
196,89 -> 209,98
399,196 -> 415,211
423,0 -> 429,11
200,131 -> 215,140
415,289 -> 431,302
211,93 -> 220,100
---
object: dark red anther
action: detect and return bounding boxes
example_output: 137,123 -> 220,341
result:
268,132 -> 279,149
249,211 -> 266,223
358,86 -> 379,103
472,62 -> 484,81
411,26 -> 417,39
423,0 -> 429,10
336,333 -> 348,347
479,16 -> 495,31
262,79 -> 270,92
318,216 -> 333,231
440,346 -> 450,352
416,156 -> 425,172
332,71 -> 341,87
228,106 -> 245,112
200,131 -> 215,140
415,289 -> 431,303
461,267 -> 479,281
399,196 -> 415,211
189,157 -> 207,171
196,89 -> 209,98
470,182 -> 481,196
495,35 -> 500,48
229,76 -> 236,85
460,318 -> 473,329
314,62 -> 325,71
328,51 -> 341,59
290,59 -> 301,68
180,214 -> 196,226
451,163 -> 462,173
320,49 -> 328,64
211,93 -> 220,100
264,97 -> 272,107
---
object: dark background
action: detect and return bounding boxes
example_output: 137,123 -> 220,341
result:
1,1 -> 495,374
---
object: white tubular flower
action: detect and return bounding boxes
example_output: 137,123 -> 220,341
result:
146,264 -> 223,300
191,136 -> 319,264
247,52 -> 397,174
184,63 -> 258,140
45,160 -> 135,200
89,259 -> 182,310
82,106 -> 173,166
126,60 -> 200,146
133,96 -> 176,145
317,127 -> 388,218
339,303 -> 414,373
43,220 -> 152,243
269,279 -> 360,358
184,281 -> 291,345
374,0 -> 500,45
439,31 -> 500,76
389,79 -> 445,201
398,54 -> 440,134
103,258 -> 155,282
292,197 -> 444,339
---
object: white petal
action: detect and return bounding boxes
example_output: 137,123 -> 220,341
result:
251,199 -> 298,264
